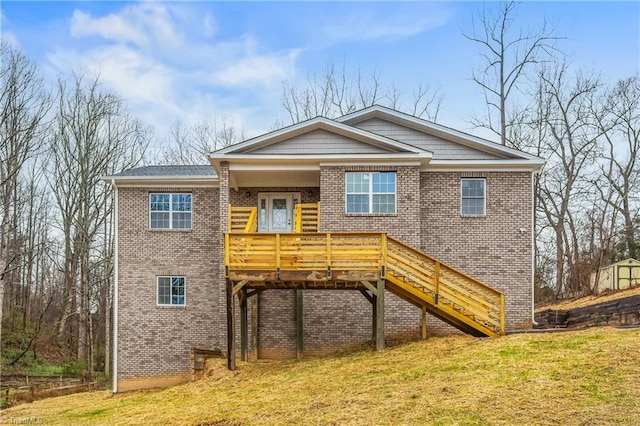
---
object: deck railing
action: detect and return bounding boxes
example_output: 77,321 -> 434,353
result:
225,232 -> 383,278
229,203 -> 320,234
228,205 -> 257,233
294,202 -> 321,233
224,231 -> 506,336
385,236 -> 506,336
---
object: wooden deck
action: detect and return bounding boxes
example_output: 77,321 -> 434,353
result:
223,213 -> 506,369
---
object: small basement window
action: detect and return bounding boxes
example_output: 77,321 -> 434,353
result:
157,276 -> 186,306
461,178 -> 486,216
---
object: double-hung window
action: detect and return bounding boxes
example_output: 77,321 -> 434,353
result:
346,171 -> 396,214
157,276 -> 186,306
461,178 -> 486,216
150,193 -> 192,229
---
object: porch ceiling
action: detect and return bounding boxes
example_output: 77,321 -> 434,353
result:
230,169 -> 320,188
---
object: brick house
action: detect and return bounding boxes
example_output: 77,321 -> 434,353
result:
105,105 -> 544,392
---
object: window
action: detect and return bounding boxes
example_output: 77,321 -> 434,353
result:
157,276 -> 186,306
346,172 -> 396,214
461,178 -> 486,216
150,193 -> 192,229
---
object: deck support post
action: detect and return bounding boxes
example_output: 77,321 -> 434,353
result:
251,292 -> 259,361
240,288 -> 248,362
421,305 -> 428,339
226,279 -> 236,370
295,289 -> 304,358
376,279 -> 385,351
372,293 -> 377,345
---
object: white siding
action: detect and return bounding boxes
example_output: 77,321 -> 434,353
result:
245,129 -> 396,154
354,118 -> 506,160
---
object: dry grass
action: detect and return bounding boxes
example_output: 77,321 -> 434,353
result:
536,286 -> 640,312
3,328 -> 640,425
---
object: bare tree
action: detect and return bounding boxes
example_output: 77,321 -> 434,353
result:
592,76 -> 640,259
0,43 -> 51,347
464,0 -> 561,146
281,61 -> 442,124
531,63 -> 601,297
48,73 -> 148,377
161,117 -> 245,165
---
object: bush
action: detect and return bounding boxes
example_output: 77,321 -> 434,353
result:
61,360 -> 87,376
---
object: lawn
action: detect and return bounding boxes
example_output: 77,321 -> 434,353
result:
2,327 -> 639,425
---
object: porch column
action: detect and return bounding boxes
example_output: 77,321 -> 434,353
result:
376,279 -> 385,351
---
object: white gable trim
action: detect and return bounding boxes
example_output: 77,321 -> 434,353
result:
337,105 -> 544,163
425,159 -> 544,172
214,117 -> 426,155
210,152 -> 432,172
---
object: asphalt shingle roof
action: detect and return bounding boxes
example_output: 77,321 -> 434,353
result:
111,165 -> 216,178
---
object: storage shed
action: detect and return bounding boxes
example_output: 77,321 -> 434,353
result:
591,258 -> 640,294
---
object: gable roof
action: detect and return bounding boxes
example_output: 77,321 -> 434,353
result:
215,116 -> 425,155
210,116 -> 434,184
336,105 -> 545,165
210,105 -> 544,173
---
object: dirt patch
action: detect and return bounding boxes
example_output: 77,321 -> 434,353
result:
117,373 -> 191,392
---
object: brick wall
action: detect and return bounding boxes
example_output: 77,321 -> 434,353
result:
256,290 -> 423,359
320,165 -> 421,246
217,163 -> 229,353
116,166 -> 534,384
117,186 -> 220,383
229,187 -> 320,207
420,171 -> 533,332
314,166 -> 422,347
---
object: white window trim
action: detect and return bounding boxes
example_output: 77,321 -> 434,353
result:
345,171 -> 397,215
460,178 -> 486,217
156,276 -> 186,307
149,192 -> 192,230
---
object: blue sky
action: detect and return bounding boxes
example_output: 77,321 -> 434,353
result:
1,1 -> 639,142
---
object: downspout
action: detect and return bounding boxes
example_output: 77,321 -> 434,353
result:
531,171 -> 539,327
111,179 -> 119,393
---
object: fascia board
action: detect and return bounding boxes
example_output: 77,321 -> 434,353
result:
102,175 -> 219,187
212,152 -> 432,168
425,159 -> 545,172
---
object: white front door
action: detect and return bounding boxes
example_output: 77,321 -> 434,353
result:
258,193 -> 300,232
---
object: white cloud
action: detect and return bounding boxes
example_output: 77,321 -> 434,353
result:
213,49 -> 301,86
1,30 -> 20,48
70,10 -> 146,45
323,6 -> 452,42
53,3 -> 302,141
70,3 -> 181,47
1,10 -> 20,48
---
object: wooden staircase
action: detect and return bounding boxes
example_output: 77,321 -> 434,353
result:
384,237 -> 504,337
225,208 -> 506,339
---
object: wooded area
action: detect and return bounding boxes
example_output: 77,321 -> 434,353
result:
1,0 -> 638,378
